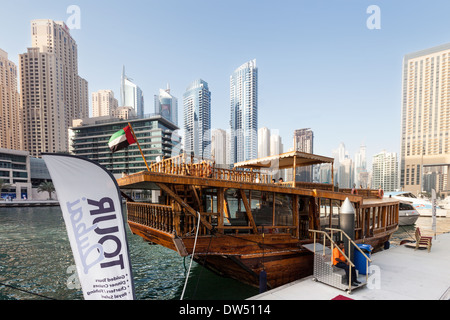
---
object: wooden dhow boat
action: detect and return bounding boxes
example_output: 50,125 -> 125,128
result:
117,151 -> 399,289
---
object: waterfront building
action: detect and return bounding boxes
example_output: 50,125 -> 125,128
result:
401,43 -> 450,194
155,84 -> 178,126
92,89 -> 118,117
372,150 -> 398,192
0,148 -> 31,199
19,19 -> 89,157
69,114 -> 181,178
229,59 -> 258,164
0,49 -> 21,150
183,79 -> 211,159
121,66 -> 144,118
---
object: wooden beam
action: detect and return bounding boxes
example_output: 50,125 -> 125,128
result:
240,189 -> 258,234
156,182 -> 213,230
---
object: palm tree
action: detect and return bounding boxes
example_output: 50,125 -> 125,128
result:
0,179 -> 11,199
37,181 -> 55,200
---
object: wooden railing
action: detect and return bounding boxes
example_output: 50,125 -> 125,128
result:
356,203 -> 399,239
127,202 -> 216,237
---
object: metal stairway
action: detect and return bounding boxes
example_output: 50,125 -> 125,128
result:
304,229 -> 370,293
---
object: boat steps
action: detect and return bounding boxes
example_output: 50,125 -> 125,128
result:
303,243 -> 366,293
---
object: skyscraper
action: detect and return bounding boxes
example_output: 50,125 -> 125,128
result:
121,66 -> 144,118
372,150 -> 398,192
155,84 -> 178,125
294,128 -> 314,181
92,90 -> 118,117
19,19 -> 88,157
0,49 -> 21,150
258,127 -> 270,158
211,128 -> 227,166
401,43 -> 450,194
183,79 -> 211,158
230,59 -> 258,164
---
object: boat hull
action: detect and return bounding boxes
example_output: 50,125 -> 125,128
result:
128,221 -> 395,289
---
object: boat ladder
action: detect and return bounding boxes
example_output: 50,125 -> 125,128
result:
304,228 -> 371,294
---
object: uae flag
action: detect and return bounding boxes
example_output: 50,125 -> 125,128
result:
108,125 -> 137,153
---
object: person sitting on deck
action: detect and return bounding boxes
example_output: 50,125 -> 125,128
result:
351,184 -> 358,195
333,241 -> 360,286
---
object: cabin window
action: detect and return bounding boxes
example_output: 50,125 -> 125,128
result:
319,198 -> 342,231
249,190 -> 273,226
274,194 -> 293,226
223,188 -> 247,226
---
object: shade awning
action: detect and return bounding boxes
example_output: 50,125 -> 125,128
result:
233,151 -> 334,170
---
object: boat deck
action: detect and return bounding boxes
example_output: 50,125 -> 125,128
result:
250,232 -> 450,300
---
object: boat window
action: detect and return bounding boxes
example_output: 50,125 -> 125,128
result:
399,202 -> 414,210
223,188 -> 247,226
274,194 -> 293,226
249,190 -> 273,226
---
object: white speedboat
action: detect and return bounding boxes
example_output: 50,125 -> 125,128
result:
385,191 -> 446,217
398,201 -> 420,226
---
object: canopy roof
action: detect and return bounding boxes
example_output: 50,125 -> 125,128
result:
233,151 -> 334,170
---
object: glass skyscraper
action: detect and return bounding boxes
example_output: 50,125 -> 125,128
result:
183,79 -> 211,159
155,84 -> 178,126
121,66 -> 144,118
229,59 -> 258,164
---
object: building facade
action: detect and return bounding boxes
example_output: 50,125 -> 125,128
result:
294,128 -> 314,182
155,85 -> 178,126
19,19 -> 88,157
372,150 -> 398,192
401,43 -> 450,194
183,79 -> 211,159
230,59 -> 258,164
258,127 -> 270,159
92,89 -> 118,117
211,128 -> 227,166
0,49 -> 21,150
0,148 -> 31,199
69,115 -> 181,178
121,66 -> 144,118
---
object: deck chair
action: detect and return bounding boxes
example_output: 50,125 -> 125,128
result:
415,227 -> 432,252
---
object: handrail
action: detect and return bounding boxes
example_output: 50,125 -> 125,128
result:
326,228 -> 372,263
309,229 -> 354,267
309,228 -> 371,293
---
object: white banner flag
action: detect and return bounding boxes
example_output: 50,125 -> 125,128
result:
42,154 -> 135,300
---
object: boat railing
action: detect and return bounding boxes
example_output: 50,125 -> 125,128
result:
340,188 -> 381,199
148,155 -> 336,190
127,201 -> 216,237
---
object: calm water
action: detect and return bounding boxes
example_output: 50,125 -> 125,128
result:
0,206 -> 258,300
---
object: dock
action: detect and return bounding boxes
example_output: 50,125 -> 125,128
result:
0,200 -> 60,207
250,231 -> 450,300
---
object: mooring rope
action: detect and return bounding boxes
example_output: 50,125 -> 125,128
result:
180,211 -> 201,300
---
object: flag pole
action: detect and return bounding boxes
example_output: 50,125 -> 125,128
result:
128,122 -> 151,172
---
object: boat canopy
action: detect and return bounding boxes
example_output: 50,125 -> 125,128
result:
234,151 -> 335,187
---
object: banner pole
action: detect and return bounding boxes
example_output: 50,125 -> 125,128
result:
128,122 -> 151,172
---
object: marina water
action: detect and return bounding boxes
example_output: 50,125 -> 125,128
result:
0,205 -> 258,300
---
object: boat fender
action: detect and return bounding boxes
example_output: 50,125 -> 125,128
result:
259,270 -> 267,293
384,241 -> 390,250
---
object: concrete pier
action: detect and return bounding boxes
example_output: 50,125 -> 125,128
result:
250,232 -> 450,300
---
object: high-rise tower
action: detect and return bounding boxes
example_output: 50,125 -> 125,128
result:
183,79 -> 211,158
0,49 -> 21,150
19,19 -> 88,156
229,59 -> 258,164
121,66 -> 144,118
400,43 -> 450,194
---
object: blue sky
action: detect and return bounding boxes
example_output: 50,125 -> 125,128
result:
2,0 -> 450,164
